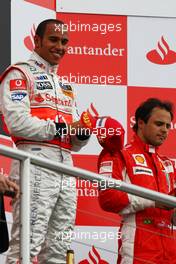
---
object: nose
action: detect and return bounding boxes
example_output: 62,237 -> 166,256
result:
55,40 -> 67,51
161,124 -> 169,133
55,40 -> 63,49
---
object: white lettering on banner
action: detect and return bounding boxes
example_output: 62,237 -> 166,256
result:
130,115 -> 176,130
77,188 -> 99,197
130,115 -> 136,128
67,43 -> 125,56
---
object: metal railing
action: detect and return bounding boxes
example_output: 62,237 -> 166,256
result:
1,144 -> 176,264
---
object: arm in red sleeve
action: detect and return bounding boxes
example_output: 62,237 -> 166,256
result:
98,150 -> 130,214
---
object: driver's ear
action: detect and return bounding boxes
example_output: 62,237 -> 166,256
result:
34,35 -> 41,49
138,119 -> 144,129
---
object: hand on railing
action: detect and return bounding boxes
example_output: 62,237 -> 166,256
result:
0,174 -> 20,200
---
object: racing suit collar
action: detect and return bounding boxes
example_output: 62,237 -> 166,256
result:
29,51 -> 58,74
132,134 -> 159,154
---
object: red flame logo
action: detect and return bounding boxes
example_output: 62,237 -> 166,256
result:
79,246 -> 109,264
24,24 -> 36,51
146,36 -> 176,64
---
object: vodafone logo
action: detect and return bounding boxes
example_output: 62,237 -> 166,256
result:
146,36 -> 176,65
15,80 -> 22,86
10,79 -> 27,91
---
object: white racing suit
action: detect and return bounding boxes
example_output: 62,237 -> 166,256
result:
0,52 -> 89,264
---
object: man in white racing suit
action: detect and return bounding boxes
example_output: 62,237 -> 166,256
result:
0,19 -> 96,264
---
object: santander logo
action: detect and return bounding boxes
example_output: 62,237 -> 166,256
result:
146,36 -> 176,65
24,24 -> 36,51
79,246 -> 109,264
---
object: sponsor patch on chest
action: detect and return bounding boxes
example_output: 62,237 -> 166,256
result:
132,154 -> 147,167
11,92 -> 27,101
36,81 -> 53,90
133,166 -> 153,176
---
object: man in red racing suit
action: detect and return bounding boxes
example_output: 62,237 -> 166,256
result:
98,98 -> 176,264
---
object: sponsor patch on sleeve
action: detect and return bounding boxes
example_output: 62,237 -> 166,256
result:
10,79 -> 27,91
11,92 -> 27,101
99,161 -> 113,175
162,160 -> 174,173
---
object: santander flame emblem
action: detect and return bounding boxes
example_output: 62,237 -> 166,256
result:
34,93 -> 44,103
146,36 -> 176,64
24,24 -> 36,51
79,246 -> 109,264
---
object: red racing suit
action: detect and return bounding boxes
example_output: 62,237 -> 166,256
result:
0,52 -> 89,264
98,134 -> 176,264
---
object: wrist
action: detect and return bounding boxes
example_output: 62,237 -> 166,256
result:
55,123 -> 67,138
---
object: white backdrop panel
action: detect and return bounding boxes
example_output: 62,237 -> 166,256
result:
128,16 -> 176,88
71,226 -> 119,263
57,0 -> 176,18
11,0 -> 55,64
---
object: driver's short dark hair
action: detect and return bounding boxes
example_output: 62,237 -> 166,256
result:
35,19 -> 65,38
133,98 -> 174,132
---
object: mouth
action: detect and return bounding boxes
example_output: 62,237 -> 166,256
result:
158,134 -> 166,141
51,51 -> 64,60
52,52 -> 62,59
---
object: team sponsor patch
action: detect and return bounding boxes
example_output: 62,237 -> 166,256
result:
33,93 -> 72,107
59,82 -> 72,91
11,92 -> 27,101
10,79 -> 27,91
34,61 -> 46,69
100,173 -> 112,178
36,81 -> 52,90
162,160 -> 174,173
59,82 -> 74,98
99,161 -> 113,174
34,75 -> 48,80
29,66 -> 37,72
133,166 -> 153,176
132,154 -> 147,167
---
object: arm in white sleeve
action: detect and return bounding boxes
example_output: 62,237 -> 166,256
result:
119,168 -> 155,215
0,69 -> 56,141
